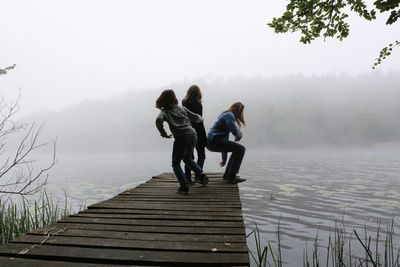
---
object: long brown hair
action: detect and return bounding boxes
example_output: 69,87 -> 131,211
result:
224,102 -> 246,128
183,85 -> 202,102
156,89 -> 178,109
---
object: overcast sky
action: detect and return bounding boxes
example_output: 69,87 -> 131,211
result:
1,0 -> 399,114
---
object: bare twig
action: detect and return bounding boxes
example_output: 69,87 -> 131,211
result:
0,91 -> 56,203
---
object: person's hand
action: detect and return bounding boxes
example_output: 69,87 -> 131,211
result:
164,134 -> 173,139
234,137 -> 241,142
219,161 -> 226,167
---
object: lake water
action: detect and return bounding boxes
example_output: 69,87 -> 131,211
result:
42,150 -> 400,265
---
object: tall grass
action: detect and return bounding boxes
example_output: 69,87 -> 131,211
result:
248,219 -> 400,267
0,191 -> 73,244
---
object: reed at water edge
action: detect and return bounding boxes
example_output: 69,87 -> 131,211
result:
248,218 -> 400,267
0,191 -> 74,244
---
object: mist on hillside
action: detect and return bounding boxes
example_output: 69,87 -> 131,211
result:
22,71 -> 400,153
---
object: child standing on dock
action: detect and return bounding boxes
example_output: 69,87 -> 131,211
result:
155,89 -> 209,195
207,102 -> 247,184
182,85 -> 208,184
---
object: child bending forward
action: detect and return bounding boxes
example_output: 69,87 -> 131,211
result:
155,89 -> 208,195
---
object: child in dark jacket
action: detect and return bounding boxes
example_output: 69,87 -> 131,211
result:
155,89 -> 208,195
182,85 -> 207,183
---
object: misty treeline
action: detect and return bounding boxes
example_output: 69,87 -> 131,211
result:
24,71 -> 400,152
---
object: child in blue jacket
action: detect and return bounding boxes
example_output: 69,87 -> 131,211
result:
207,102 -> 246,184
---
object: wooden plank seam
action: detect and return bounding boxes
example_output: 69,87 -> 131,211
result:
18,227 -> 68,255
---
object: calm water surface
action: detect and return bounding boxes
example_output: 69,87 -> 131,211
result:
43,150 -> 400,265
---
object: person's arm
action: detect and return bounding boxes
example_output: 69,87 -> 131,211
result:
224,113 -> 243,139
155,113 -> 170,138
184,106 -> 203,123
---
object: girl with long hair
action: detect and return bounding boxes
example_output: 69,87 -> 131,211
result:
182,85 -> 207,184
207,102 -> 246,184
155,89 -> 208,195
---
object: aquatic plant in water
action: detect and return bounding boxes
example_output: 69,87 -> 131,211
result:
0,191 -> 73,244
248,219 -> 400,267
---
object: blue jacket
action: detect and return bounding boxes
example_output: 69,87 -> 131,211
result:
207,112 -> 243,163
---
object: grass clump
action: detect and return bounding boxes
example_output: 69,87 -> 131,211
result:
0,191 -> 72,244
248,219 -> 400,267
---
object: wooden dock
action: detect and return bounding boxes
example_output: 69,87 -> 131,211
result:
0,172 -> 249,266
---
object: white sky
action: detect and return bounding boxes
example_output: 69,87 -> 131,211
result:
1,0 -> 399,114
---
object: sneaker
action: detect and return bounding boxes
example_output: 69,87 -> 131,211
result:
194,176 -> 203,184
187,180 -> 195,186
235,177 -> 246,183
223,174 -> 240,180
227,175 -> 246,184
195,173 -> 209,185
201,173 -> 209,185
176,186 -> 189,195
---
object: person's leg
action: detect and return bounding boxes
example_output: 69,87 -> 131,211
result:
184,151 -> 194,182
183,134 -> 209,185
172,136 -> 190,188
182,134 -> 202,175
196,142 -> 206,169
223,153 -> 234,178
208,139 -> 245,180
228,143 -> 245,177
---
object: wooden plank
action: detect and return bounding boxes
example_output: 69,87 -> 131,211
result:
60,217 -> 244,228
73,212 -> 243,221
112,197 -> 242,202
88,203 -> 242,212
137,184 -> 238,187
30,227 -> 247,243
124,192 -> 238,198
0,243 -> 250,265
56,223 -> 247,235
144,180 -> 229,184
82,208 -> 243,217
117,193 -> 241,199
100,201 -> 241,208
11,235 -> 248,253
120,192 -> 240,198
101,200 -> 242,207
108,196 -> 241,205
128,186 -> 238,190
127,185 -> 238,189
0,256 -> 125,267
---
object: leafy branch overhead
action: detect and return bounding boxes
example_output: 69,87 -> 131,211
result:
373,40 -> 400,68
268,0 -> 399,68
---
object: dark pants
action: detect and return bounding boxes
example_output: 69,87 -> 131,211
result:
207,138 -> 245,178
172,134 -> 203,187
184,141 -> 206,180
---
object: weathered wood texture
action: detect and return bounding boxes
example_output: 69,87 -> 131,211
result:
0,172 -> 249,266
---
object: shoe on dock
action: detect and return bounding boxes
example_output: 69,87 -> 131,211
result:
227,175 -> 246,184
195,173 -> 209,185
176,186 -> 189,195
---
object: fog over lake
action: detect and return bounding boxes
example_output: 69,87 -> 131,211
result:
17,71 -> 400,153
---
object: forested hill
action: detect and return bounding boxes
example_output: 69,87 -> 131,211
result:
24,72 -> 400,152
